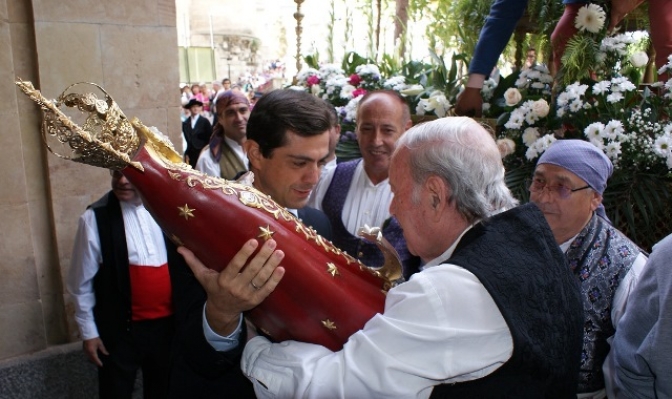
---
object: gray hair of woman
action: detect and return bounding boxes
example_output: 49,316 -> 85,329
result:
396,117 -> 518,223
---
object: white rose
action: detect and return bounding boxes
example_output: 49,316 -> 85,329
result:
504,88 -> 522,106
531,99 -> 550,118
630,51 -> 649,68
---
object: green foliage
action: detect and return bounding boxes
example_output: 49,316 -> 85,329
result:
428,50 -> 468,101
603,172 -> 672,251
304,54 -> 320,70
358,0 -> 376,59
561,36 -> 600,84
378,53 -> 402,78
327,0 -> 336,63
341,51 -> 376,75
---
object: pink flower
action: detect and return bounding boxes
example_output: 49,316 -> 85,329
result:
306,75 -> 321,86
352,88 -> 367,98
349,74 -> 362,86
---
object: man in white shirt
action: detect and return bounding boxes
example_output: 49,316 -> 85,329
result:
320,101 -> 342,176
68,170 -> 176,399
308,90 -> 420,278
181,117 -> 585,398
196,90 -> 250,179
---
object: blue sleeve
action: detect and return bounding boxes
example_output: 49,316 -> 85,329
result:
469,0 -> 529,75
612,235 -> 672,397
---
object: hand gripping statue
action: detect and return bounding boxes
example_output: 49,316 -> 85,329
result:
16,80 -> 401,351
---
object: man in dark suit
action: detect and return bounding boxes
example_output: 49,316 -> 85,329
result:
168,89 -> 334,398
182,98 -> 212,168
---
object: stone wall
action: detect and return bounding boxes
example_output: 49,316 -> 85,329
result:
0,0 -> 180,380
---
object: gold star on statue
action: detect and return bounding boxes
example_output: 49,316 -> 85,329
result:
258,225 -> 275,241
326,262 -> 339,277
321,319 -> 337,330
177,204 -> 195,220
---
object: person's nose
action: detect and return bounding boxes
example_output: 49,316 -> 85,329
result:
531,187 -> 553,204
371,129 -> 384,146
304,164 -> 320,185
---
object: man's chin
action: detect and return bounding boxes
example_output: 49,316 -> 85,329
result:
287,198 -> 309,211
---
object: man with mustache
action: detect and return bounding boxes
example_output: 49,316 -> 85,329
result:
196,90 -> 250,180
308,90 -> 420,279
528,139 -> 648,398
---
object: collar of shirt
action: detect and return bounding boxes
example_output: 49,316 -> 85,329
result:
287,208 -> 298,218
191,114 -> 200,128
559,233 -> 580,253
421,223 -> 479,271
223,135 -> 249,165
357,161 -> 388,188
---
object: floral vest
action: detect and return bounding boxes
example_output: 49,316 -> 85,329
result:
565,213 -> 641,393
321,159 -> 420,279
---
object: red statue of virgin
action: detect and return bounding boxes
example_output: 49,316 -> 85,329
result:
16,80 -> 401,351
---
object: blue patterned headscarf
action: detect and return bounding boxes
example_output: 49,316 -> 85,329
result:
537,140 -> 613,195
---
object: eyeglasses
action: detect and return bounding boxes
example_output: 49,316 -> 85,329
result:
526,178 -> 591,199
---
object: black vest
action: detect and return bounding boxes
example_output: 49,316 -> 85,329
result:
89,192 -> 175,349
431,204 -> 583,398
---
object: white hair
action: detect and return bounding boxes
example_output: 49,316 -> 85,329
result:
396,117 -> 518,223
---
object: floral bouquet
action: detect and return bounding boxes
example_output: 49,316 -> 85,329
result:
498,38 -> 672,249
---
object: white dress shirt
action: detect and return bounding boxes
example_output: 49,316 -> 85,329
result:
320,157 -> 337,177
195,136 -> 248,178
308,161 -> 394,233
190,114 -> 200,129
240,227 -> 513,399
67,200 -> 167,340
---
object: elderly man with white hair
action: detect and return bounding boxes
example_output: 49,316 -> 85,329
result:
529,139 -> 648,398
182,117 -> 586,398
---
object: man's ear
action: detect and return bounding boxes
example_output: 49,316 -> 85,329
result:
590,192 -> 603,212
425,175 -> 448,213
244,140 -> 262,169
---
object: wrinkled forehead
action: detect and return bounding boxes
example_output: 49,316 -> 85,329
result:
534,163 -> 586,185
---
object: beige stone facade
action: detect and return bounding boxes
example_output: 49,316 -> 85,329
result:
0,0 -> 181,361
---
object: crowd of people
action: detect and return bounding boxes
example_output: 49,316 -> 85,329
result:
65,8 -> 672,398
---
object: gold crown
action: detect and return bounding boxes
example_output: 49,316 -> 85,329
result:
16,79 -> 146,171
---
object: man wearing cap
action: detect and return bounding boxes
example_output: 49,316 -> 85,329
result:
529,139 -> 648,398
196,90 -> 250,179
182,98 -> 212,169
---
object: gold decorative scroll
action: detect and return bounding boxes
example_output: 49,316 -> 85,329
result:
15,79 -> 143,171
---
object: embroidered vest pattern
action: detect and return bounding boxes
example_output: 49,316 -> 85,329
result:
565,213 -> 641,393
321,159 -> 418,278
